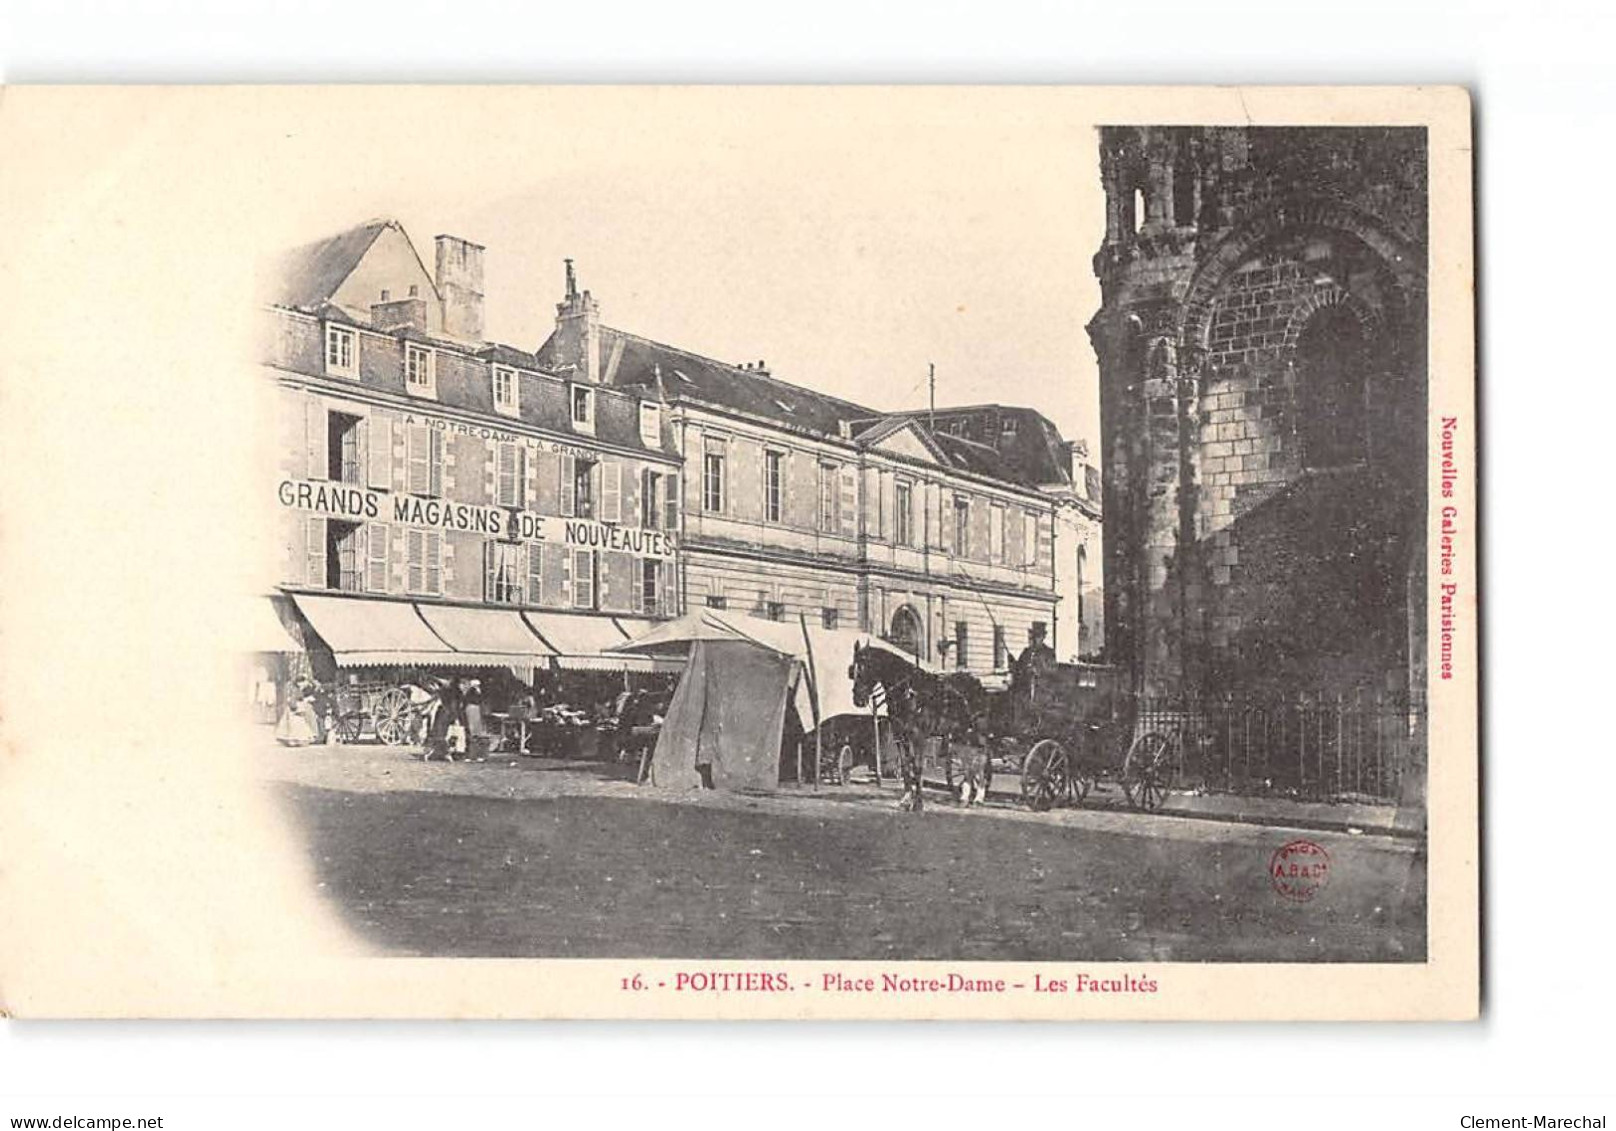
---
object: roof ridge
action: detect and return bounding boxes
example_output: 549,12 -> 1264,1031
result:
600,325 -> 876,415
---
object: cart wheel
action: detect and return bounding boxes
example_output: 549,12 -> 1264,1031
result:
836,743 -> 854,785
371,688 -> 412,746
1123,732 -> 1176,811
1020,738 -> 1068,812
334,713 -> 364,744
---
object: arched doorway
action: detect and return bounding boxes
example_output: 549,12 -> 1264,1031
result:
888,606 -> 922,658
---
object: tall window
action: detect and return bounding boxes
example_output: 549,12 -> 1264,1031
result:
324,325 -> 356,377
493,366 -> 519,414
639,559 -> 661,615
570,385 -> 595,434
571,549 -> 596,609
405,528 -> 443,595
496,442 -> 525,508
1296,304 -> 1371,469
703,443 -> 726,513
573,458 -> 596,519
895,480 -> 913,546
485,541 -> 524,605
405,344 -> 434,396
954,496 -> 971,558
326,521 -> 363,592
765,451 -> 784,523
993,625 -> 1007,670
641,470 -> 662,530
329,413 -> 363,484
1022,510 -> 1039,568
818,463 -> 839,532
406,425 -> 444,497
954,621 -> 969,670
990,504 -> 1006,563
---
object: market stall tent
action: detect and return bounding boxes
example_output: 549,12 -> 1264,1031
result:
647,638 -> 799,791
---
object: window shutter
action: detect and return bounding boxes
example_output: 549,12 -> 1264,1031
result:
367,416 -> 392,488
527,543 -> 544,606
484,539 -> 498,602
306,401 -> 328,480
429,430 -> 444,497
406,425 -> 428,495
366,523 -> 389,593
425,530 -> 443,595
572,549 -> 594,609
406,529 -> 424,593
306,517 -> 327,586
640,469 -> 653,529
601,462 -> 622,524
559,454 -> 576,517
663,473 -> 678,531
941,492 -> 955,554
497,443 -> 517,508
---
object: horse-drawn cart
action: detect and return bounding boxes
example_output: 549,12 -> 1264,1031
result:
848,641 -> 1185,813
1007,661 -> 1184,812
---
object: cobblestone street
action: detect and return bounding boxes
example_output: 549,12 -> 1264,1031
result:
264,741 -> 1425,962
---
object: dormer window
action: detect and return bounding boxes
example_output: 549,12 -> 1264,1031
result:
571,385 -> 596,435
324,324 -> 357,378
493,366 -> 519,416
638,402 -> 661,448
405,344 -> 435,397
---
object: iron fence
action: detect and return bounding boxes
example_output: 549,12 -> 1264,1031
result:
1135,689 -> 1424,803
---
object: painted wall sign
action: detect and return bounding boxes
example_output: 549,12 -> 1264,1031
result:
277,479 -> 677,559
402,412 -> 630,461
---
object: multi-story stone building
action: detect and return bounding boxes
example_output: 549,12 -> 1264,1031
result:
534,277 -> 1100,672
1088,127 -> 1428,699
263,220 -> 684,676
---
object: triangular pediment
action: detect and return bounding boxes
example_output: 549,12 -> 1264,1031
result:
866,420 -> 946,465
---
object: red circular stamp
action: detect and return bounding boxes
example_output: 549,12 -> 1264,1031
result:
1270,839 -> 1331,902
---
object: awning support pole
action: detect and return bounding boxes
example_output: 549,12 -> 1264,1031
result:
798,613 -> 822,791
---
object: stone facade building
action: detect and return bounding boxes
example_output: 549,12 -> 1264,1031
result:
535,277 -> 1101,672
1088,127 -> 1427,700
263,221 -> 684,675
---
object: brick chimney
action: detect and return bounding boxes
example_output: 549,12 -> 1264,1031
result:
434,234 -> 485,342
371,297 -> 430,333
553,258 -> 601,383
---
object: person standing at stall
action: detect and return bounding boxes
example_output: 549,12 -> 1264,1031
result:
425,676 -> 464,762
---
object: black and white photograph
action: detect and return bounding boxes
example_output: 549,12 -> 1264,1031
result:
253,114 -> 1438,967
0,85 -> 1475,1024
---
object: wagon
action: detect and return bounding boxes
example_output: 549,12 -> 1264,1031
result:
330,680 -> 429,745
1005,661 -> 1185,813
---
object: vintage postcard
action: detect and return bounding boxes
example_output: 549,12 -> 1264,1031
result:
0,85 -> 1477,1019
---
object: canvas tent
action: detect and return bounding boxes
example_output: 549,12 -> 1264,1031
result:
647,638 -> 800,791
612,609 -> 931,791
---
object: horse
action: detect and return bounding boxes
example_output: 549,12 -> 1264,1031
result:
849,641 -> 991,810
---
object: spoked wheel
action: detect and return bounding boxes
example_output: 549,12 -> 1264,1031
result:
334,712 -> 364,744
1123,732 -> 1177,811
1020,738 -> 1069,812
371,688 -> 413,746
837,743 -> 854,785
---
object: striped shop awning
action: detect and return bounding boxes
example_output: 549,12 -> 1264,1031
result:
292,593 -> 455,668
524,611 -> 680,673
